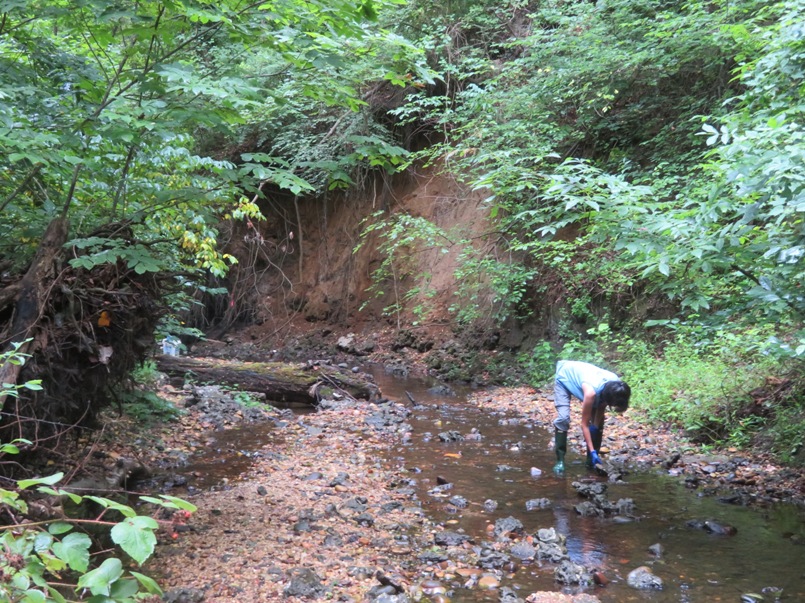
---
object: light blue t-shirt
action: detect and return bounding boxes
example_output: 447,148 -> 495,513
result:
555,360 -> 619,405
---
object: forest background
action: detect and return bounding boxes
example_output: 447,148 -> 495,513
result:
2,0 -> 803,461
0,1 -> 804,596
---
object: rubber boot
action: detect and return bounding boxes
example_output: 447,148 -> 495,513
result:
553,430 -> 568,474
586,426 -> 604,469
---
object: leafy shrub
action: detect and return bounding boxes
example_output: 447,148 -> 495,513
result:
119,390 -> 183,425
0,460 -> 195,602
0,347 -> 195,601
766,404 -> 805,466
618,325 -> 781,444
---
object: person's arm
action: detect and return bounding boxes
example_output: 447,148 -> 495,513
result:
580,382 -> 597,453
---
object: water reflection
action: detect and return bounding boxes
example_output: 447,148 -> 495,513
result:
164,364 -> 803,602
370,366 -> 805,603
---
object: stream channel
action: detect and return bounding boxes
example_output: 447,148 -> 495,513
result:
177,366 -> 805,603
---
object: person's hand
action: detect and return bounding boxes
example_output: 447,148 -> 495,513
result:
590,450 -> 603,467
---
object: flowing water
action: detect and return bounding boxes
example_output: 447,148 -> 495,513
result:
178,366 -> 805,602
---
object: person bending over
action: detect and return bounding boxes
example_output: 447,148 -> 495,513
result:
551,360 -> 631,474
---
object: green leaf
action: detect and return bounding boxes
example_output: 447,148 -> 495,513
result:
138,494 -> 197,512
85,496 -> 137,518
47,522 -> 74,535
18,472 -> 64,489
110,516 -> 159,565
21,589 -> 47,603
109,577 -> 140,598
77,557 -> 123,596
52,532 -> 91,572
130,571 -> 163,595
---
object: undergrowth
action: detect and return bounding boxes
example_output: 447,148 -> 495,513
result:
119,360 -> 183,425
517,320 -> 804,464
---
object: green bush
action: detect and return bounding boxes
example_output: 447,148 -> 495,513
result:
767,404 -> 805,466
0,346 -> 195,602
618,324 -> 781,445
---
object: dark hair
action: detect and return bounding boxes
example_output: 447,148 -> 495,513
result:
601,380 -> 631,411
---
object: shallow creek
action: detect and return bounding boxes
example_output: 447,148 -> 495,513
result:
179,366 -> 805,602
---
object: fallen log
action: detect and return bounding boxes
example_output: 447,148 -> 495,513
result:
155,355 -> 380,406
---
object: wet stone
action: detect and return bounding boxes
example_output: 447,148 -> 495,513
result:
434,531 -> 471,546
536,541 -> 567,563
627,566 -> 663,590
438,430 -> 464,442
572,481 -> 608,499
648,543 -> 664,557
499,586 -> 524,603
483,499 -> 499,512
493,516 -> 524,539
163,588 -> 205,603
525,498 -> 551,511
509,541 -> 537,560
535,528 -> 563,544
419,579 -> 447,596
686,518 -> 738,535
554,559 -> 593,586
429,483 -> 454,495
575,501 -> 603,517
477,548 -> 511,569
477,574 -> 501,589
418,549 -> 449,563
448,495 -> 468,508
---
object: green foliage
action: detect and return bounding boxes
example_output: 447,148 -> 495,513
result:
119,390 -> 182,425
228,390 -> 266,409
518,341 -> 556,385
767,404 -> 805,465
450,255 -> 536,327
0,444 -> 196,602
0,0 -> 428,279
616,324 -> 781,443
1,340 -> 43,399
116,360 -> 182,425
356,211 -> 453,328
1,442 -> 196,599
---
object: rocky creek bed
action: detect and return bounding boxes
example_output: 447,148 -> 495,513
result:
87,358 -> 804,603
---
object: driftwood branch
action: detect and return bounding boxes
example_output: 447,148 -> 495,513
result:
155,355 -> 380,406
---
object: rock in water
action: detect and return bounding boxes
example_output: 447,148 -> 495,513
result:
554,559 -> 593,585
627,566 -> 663,590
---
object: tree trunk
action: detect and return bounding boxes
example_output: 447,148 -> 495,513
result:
155,355 -> 380,406
0,217 -> 69,409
